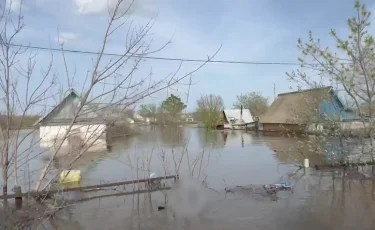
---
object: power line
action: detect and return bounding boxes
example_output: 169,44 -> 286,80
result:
5,43 -> 308,66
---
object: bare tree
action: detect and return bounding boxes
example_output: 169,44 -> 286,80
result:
0,0 -> 56,199
0,0 -> 220,205
30,0 -> 219,193
287,0 -> 375,164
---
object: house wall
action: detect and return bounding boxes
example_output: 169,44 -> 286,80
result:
341,110 -> 358,120
262,123 -> 306,132
224,123 -> 232,129
319,99 -> 341,120
340,120 -> 369,130
319,95 -> 358,121
40,124 -> 107,153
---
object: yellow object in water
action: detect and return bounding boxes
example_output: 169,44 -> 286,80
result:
60,181 -> 81,189
60,170 -> 81,183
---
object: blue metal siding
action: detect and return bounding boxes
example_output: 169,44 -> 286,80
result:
341,110 -> 358,120
319,94 -> 358,121
319,100 -> 342,121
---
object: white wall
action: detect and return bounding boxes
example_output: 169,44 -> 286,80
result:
340,121 -> 368,130
224,123 -> 232,129
40,124 -> 107,153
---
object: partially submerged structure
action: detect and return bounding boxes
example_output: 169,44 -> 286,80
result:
220,108 -> 254,130
35,90 -> 107,152
259,87 -> 358,132
35,89 -> 137,153
133,114 -> 150,123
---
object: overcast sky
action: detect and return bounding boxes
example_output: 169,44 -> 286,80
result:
5,0 -> 375,112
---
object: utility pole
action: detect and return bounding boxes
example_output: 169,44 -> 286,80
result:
185,75 -> 192,115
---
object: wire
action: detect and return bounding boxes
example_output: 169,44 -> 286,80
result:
5,42 -> 310,66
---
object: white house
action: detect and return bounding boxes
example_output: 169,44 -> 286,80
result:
134,114 -> 150,123
222,109 -> 254,130
35,90 -> 108,154
181,113 -> 194,122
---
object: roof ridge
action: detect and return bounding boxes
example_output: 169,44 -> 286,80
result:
225,108 -> 250,111
277,86 -> 332,97
33,89 -> 105,126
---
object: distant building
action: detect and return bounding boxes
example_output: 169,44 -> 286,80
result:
181,113 -> 194,122
134,114 -> 150,123
259,87 -> 358,132
221,109 -> 254,130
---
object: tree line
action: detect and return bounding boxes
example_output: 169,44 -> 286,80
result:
138,91 -> 269,128
4,90 -> 268,130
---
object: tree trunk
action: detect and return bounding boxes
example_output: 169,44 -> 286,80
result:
2,136 -> 8,197
2,157 -> 8,197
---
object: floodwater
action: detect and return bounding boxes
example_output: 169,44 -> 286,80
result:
2,127 -> 375,229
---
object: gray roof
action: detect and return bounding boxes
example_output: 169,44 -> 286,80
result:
35,89 -> 104,126
36,89 -> 136,126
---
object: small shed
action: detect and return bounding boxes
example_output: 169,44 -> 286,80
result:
259,87 -> 358,132
181,113 -> 194,122
222,109 -> 254,129
134,114 -> 150,123
35,89 -> 107,152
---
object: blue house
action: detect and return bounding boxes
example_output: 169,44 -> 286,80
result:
260,87 -> 359,132
318,87 -> 358,121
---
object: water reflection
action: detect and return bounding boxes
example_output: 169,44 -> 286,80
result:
6,127 -> 375,229
294,168 -> 375,229
158,126 -> 185,147
264,136 -> 326,166
50,135 -> 135,169
221,130 -> 253,147
134,125 -> 186,147
197,130 -> 225,149
46,167 -> 375,230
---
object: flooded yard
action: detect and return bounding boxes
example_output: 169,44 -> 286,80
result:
2,127 -> 375,229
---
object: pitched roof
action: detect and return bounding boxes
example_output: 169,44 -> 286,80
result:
224,109 -> 254,124
260,87 -> 342,124
36,89 -> 138,126
276,86 -> 331,96
35,89 -> 103,125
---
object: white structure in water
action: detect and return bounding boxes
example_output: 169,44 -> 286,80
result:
35,89 -> 107,153
222,108 -> 254,130
133,114 -> 150,123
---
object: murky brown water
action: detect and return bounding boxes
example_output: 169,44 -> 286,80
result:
2,127 -> 375,229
